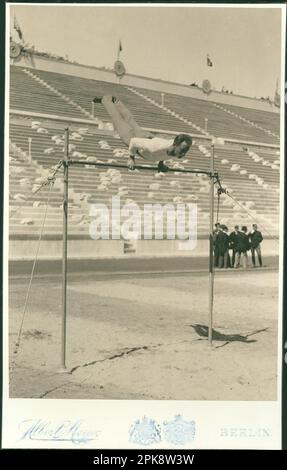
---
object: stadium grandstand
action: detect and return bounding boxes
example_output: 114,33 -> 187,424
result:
9,49 -> 280,266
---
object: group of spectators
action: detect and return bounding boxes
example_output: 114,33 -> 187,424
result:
260,96 -> 272,104
221,86 -> 234,94
213,223 -> 263,269
189,83 -> 234,95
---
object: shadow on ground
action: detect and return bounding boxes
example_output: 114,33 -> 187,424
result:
190,324 -> 268,347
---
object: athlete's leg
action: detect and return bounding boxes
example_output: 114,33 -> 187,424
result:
101,95 -> 135,146
115,98 -> 153,139
101,95 -> 153,145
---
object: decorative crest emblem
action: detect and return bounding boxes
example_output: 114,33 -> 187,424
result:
202,79 -> 212,95
114,60 -> 126,78
129,416 -> 161,446
162,415 -> 196,445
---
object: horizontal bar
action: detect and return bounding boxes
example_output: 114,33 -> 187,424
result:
68,159 -> 211,176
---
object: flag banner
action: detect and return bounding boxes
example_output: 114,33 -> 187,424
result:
14,16 -> 23,40
207,54 -> 213,67
117,40 -> 123,59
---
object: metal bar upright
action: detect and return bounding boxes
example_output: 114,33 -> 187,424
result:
208,144 -> 215,345
60,128 -> 69,371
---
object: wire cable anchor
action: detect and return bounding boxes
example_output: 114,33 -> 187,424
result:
33,159 -> 64,195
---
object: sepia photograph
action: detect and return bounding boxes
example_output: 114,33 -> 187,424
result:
3,2 -> 285,449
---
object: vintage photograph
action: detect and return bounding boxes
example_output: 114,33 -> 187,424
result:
6,3 -> 283,412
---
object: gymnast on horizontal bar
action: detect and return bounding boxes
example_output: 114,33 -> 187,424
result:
92,95 -> 193,173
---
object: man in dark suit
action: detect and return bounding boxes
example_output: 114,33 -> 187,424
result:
234,226 -> 250,269
216,225 -> 230,269
213,222 -> 221,267
229,225 -> 240,268
248,224 -> 263,267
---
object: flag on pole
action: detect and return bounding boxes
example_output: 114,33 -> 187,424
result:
14,15 -> 23,40
207,54 -> 213,67
117,40 -> 123,59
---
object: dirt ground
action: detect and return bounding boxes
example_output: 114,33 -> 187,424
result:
9,269 -> 279,400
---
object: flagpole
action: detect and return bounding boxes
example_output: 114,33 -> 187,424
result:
116,40 -> 122,84
117,40 -> 122,61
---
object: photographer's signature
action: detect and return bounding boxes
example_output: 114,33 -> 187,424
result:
19,419 -> 100,444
